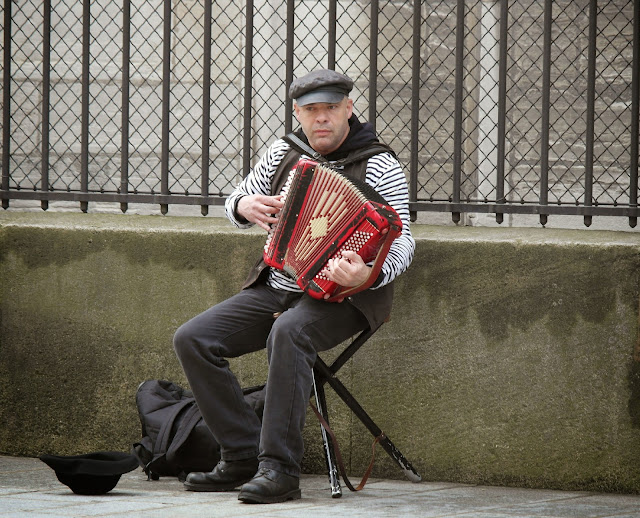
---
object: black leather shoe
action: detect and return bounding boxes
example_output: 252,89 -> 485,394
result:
238,468 -> 301,504
183,458 -> 258,492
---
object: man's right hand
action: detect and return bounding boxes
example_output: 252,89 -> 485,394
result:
236,194 -> 284,232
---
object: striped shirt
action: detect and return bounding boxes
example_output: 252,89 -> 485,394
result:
225,138 -> 415,292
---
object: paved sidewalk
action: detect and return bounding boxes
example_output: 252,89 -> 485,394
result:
1,455 -> 640,517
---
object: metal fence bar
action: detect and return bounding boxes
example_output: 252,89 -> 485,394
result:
368,0 -> 379,130
583,0 -> 597,228
120,0 -> 131,214
495,0 -> 508,225
6,190 -> 227,206
285,0 -> 294,133
160,0 -> 172,215
243,0 -> 254,177
452,0 -> 465,224
1,0 -> 9,209
80,0 -> 91,213
328,0 -> 337,70
408,201 -> 640,218
539,0 -> 552,226
631,0 -> 640,228
409,0 -> 421,223
201,0 -> 212,216
41,0 -> 52,212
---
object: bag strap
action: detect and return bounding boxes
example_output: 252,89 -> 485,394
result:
165,403 -> 202,465
151,398 -> 193,461
309,401 -> 383,492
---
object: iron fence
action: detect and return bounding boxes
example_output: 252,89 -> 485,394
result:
1,0 -> 639,227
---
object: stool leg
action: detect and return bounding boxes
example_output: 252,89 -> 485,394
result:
312,370 -> 342,498
315,357 -> 422,483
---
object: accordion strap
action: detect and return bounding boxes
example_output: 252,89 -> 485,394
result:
284,133 -> 326,162
282,132 -> 396,168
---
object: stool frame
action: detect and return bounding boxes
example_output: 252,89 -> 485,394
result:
311,322 -> 422,497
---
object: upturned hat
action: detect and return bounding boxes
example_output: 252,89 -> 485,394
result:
289,69 -> 354,106
40,451 -> 139,495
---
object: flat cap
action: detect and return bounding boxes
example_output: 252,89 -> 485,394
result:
289,69 -> 353,106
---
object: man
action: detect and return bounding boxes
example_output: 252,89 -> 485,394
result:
173,69 -> 415,504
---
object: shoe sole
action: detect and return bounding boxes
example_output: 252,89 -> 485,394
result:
184,476 -> 254,492
238,488 -> 302,504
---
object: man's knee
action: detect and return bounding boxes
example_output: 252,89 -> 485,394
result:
268,316 -> 315,358
270,314 -> 299,341
173,321 -> 194,360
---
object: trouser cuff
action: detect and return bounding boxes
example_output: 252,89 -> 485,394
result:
221,449 -> 260,462
258,459 -> 300,478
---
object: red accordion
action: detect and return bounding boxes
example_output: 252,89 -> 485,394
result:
263,159 -> 402,302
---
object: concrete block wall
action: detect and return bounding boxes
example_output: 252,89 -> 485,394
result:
1,211 -> 640,493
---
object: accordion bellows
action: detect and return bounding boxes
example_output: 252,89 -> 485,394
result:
264,159 -> 402,302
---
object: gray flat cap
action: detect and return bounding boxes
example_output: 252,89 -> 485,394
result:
289,69 -> 354,106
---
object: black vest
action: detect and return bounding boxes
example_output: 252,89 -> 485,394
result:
241,136 -> 396,329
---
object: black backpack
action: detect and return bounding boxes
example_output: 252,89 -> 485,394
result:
131,379 -> 265,481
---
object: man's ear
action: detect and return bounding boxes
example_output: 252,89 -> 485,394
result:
346,98 -> 353,118
293,102 -> 300,120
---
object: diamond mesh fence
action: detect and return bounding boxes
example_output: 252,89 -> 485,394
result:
1,0 -> 638,226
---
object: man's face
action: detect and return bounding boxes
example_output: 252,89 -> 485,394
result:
293,97 -> 353,155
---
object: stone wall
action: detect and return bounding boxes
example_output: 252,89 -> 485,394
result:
2,211 -> 640,492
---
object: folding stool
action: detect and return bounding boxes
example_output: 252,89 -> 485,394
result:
311,321 -> 422,497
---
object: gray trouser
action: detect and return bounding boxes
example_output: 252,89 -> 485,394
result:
173,283 -> 368,477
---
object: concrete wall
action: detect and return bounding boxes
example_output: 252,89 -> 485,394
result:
1,211 -> 640,493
